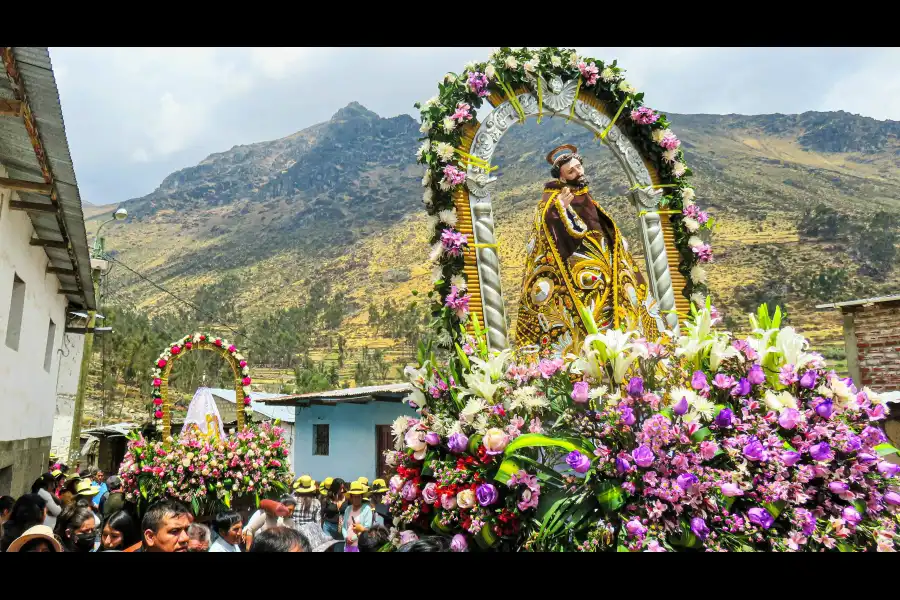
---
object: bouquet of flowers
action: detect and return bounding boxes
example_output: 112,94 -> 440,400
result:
389,303 -> 899,552
119,421 -> 293,515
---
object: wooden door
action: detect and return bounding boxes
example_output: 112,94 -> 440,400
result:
375,425 -> 392,480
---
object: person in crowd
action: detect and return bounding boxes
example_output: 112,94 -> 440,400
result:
74,477 -> 100,504
92,470 -> 107,508
141,498 -> 192,552
280,495 -> 297,527
249,526 -> 309,552
58,474 -> 81,507
297,522 -> 342,552
242,498 -> 291,550
319,477 -> 333,499
98,510 -> 140,552
100,475 -> 127,517
5,524 -> 63,552
209,511 -> 244,552
188,522 -> 211,552
0,494 -> 46,552
0,495 -> 15,539
54,503 -> 97,553
397,536 -> 451,552
369,478 -> 390,527
341,481 -> 373,549
358,524 -> 390,552
292,475 -> 322,528
31,473 -> 63,531
322,477 -> 345,540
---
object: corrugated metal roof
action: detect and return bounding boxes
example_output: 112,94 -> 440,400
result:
208,388 -> 296,423
816,294 -> 900,310
82,422 -> 139,437
259,383 -> 413,406
0,47 -> 94,308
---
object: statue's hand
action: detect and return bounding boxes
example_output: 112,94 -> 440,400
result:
558,187 -> 574,208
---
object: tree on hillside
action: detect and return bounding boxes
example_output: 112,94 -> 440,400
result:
797,204 -> 847,239
854,210 -> 897,278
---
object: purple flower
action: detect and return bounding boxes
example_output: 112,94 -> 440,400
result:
672,395 -> 689,416
615,456 -> 631,474
621,407 -> 636,426
860,426 -> 887,446
691,370 -> 709,392
539,358 -> 563,379
778,408 -> 800,430
466,71 -> 490,97
421,482 -> 438,504
747,507 -> 775,529
676,472 -> 699,491
731,377 -> 751,397
626,377 -> 644,398
743,438 -> 767,462
566,451 -> 592,474
884,491 -> 900,506
809,442 -> 833,462
476,483 -> 499,506
401,481 -> 418,502
844,435 -> 862,453
450,534 -> 468,552
715,408 -> 733,429
815,399 -> 834,419
779,364 -> 799,386
747,364 -> 766,385
878,461 -> 900,478
571,381 -> 590,404
796,509 -> 816,535
781,451 -> 801,466
841,506 -> 862,526
632,445 -> 655,468
630,106 -> 659,125
448,432 -> 469,454
424,432 -> 440,446
690,517 -> 710,540
828,481 -> 849,494
799,370 -> 818,389
857,452 -> 878,465
712,373 -> 736,389
625,519 -> 647,538
720,483 -> 744,497
399,530 -> 419,545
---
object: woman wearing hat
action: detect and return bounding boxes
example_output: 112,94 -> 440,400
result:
6,524 -> 63,552
369,479 -> 391,528
340,481 -> 373,549
292,475 -> 322,528
58,474 -> 81,507
321,478 -> 345,540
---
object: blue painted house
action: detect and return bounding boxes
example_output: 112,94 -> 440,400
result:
257,383 -> 418,482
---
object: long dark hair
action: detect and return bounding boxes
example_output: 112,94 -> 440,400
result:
327,478 -> 346,504
295,490 -> 318,514
100,510 -> 140,550
55,504 -> 97,552
31,473 -> 56,494
0,494 -> 47,552
249,526 -> 309,552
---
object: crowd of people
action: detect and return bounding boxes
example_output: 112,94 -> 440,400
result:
0,462 -> 450,553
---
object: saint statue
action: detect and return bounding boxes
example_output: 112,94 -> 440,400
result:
514,144 -> 667,357
181,387 -> 226,441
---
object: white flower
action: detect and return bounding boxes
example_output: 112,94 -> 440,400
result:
662,148 -> 678,163
422,169 -> 432,187
683,217 -> 700,233
690,265 -> 708,284
509,386 -> 537,411
431,263 -> 444,283
618,80 -> 636,94
464,61 -> 476,71
419,120 -> 431,134
424,95 -> 440,108
438,179 -> 453,192
416,140 -> 430,160
569,52 -> 579,67
485,65 -> 496,79
392,416 -> 410,449
523,58 -> 538,73
673,162 -> 687,177
460,397 -> 487,421
473,414 -> 491,434
422,188 -> 434,207
682,187 -> 696,202
652,129 -> 667,143
450,274 -> 467,290
463,369 -> 501,403
404,364 -> 428,387
588,385 -> 608,400
505,55 -> 519,69
550,55 -> 562,68
242,366 -> 250,376
816,384 -> 834,399
688,395 -> 716,422
444,73 -> 457,84
709,335 -> 740,371
242,385 -> 251,394
470,348 -> 512,380
764,390 -> 797,412
438,208 -> 458,227
429,241 -> 444,263
687,236 -> 703,248
436,330 -> 452,349
682,198 -> 696,208
600,67 -> 616,82
434,142 -> 455,162
442,116 -> 457,133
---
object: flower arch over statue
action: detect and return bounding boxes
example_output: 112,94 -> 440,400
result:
151,332 -> 253,437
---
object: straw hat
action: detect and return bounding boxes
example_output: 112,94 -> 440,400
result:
6,525 -> 63,552
346,481 -> 368,496
371,478 -> 388,493
74,478 -> 100,497
293,475 -> 316,494
319,476 -> 333,496
51,470 -> 62,478
356,477 -> 369,487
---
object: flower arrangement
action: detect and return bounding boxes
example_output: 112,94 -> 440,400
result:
417,47 -> 713,351
150,332 -> 253,428
118,421 -> 293,515
389,304 -> 899,552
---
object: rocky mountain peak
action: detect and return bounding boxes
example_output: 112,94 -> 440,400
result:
331,101 -> 380,123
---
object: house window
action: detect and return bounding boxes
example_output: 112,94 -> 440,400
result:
44,318 -> 57,372
313,424 -> 330,456
5,274 -> 26,351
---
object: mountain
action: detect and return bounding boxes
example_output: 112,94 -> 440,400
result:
92,103 -> 900,379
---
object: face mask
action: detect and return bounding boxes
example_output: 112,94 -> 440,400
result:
73,532 -> 95,552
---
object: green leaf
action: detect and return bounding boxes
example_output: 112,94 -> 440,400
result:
616,545 -> 630,552
837,543 -> 854,552
223,491 -> 232,508
762,500 -> 786,519
467,434 -> 483,455
493,456 -> 522,485
595,479 -> 626,513
454,343 -> 471,371
669,520 -> 700,548
474,524 -> 499,549
431,513 -> 453,535
852,499 -> 866,515
503,433 -> 592,458
191,497 -> 200,516
138,478 -> 148,500
874,443 -> 898,456
690,427 -> 712,443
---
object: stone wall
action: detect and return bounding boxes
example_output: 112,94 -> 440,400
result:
0,436 -> 51,497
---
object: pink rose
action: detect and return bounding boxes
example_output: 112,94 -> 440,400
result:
720,482 -> 744,497
242,376 -> 252,386
441,493 -> 457,510
539,358 -> 564,379
228,345 -> 236,353
422,482 -> 438,504
482,428 -> 510,455
152,378 -> 161,387
700,441 -> 719,461
571,381 -> 590,404
456,489 -> 477,509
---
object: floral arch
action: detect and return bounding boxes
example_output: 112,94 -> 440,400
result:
150,333 -> 253,437
417,47 -> 713,350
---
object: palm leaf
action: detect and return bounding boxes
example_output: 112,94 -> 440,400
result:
503,433 -> 592,458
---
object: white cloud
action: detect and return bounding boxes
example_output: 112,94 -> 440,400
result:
249,47 -> 322,79
130,147 -> 150,163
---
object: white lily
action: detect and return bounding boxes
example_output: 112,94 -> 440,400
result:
773,327 -> 808,368
764,390 -> 797,412
460,397 -> 487,422
709,335 -> 740,371
463,369 -> 500,403
469,348 -> 512,381
405,387 -> 426,408
404,364 -> 429,387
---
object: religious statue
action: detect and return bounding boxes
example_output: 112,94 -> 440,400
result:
514,145 -> 667,357
181,386 -> 226,441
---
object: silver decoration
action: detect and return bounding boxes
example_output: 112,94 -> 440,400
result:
462,88 -> 680,350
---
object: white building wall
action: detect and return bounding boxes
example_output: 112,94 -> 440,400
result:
0,169 -> 78,495
51,332 -> 85,457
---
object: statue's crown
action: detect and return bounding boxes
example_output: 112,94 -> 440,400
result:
546,144 -> 579,167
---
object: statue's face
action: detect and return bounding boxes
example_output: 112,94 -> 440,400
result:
559,158 -> 584,183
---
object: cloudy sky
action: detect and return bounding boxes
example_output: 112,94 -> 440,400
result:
50,47 -> 900,206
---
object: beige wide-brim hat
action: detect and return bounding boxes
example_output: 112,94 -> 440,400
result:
293,475 -> 316,494
74,479 -> 100,497
7,525 -> 63,552
346,481 -> 369,496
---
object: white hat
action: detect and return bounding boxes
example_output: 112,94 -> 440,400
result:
7,525 -> 63,552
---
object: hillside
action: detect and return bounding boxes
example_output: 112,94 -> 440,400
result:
90,103 -> 900,403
